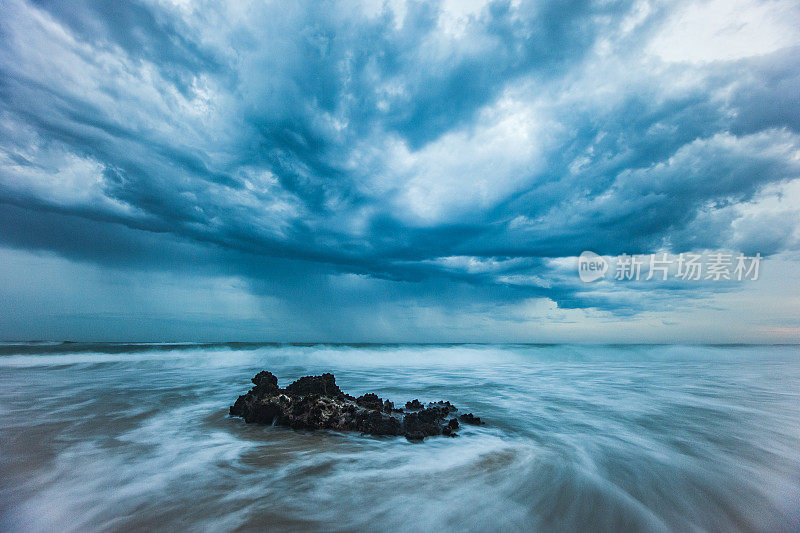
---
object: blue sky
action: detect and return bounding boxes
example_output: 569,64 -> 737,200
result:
0,0 -> 798,342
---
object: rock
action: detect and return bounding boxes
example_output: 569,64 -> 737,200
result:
404,430 -> 426,441
429,400 -> 457,413
356,393 -> 384,411
230,371 -> 485,441
402,408 -> 444,440
459,413 -> 484,425
284,373 -> 343,399
442,417 -> 459,437
405,399 -> 424,410
354,409 -> 402,436
251,371 -> 279,393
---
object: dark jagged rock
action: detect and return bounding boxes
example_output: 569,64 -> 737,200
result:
441,417 -> 459,437
356,393 -> 384,411
230,371 -> 485,441
354,409 -> 402,436
251,371 -> 279,393
284,373 -> 343,399
405,399 -> 424,410
459,413 -> 484,425
402,408 -> 445,440
430,400 -> 457,413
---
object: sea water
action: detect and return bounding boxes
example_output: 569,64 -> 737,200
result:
1,343 -> 798,532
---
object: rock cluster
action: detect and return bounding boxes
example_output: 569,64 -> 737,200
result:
230,371 -> 484,441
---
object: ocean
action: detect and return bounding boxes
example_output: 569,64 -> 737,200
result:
1,343 -> 798,532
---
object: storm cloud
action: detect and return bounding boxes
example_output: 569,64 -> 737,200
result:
0,0 -> 798,341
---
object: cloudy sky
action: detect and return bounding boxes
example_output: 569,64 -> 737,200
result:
0,0 -> 798,342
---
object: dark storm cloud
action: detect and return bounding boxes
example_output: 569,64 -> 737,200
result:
0,0 -> 798,322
